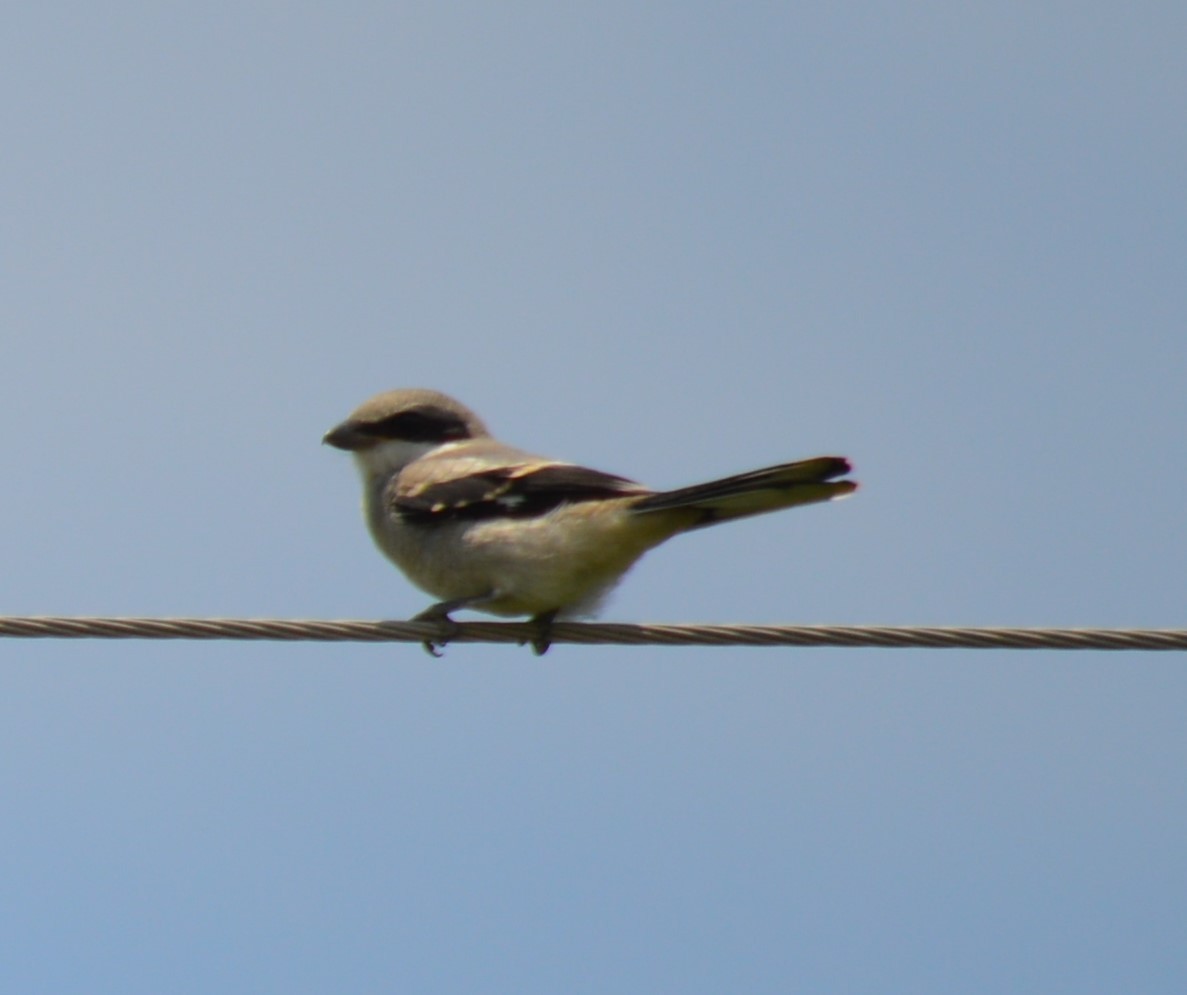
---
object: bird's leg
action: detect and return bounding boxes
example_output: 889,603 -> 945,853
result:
411,595 -> 492,657
527,609 -> 559,656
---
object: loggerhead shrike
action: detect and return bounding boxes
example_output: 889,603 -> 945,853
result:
324,388 -> 856,654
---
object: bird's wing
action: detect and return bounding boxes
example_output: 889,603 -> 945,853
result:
389,456 -> 651,523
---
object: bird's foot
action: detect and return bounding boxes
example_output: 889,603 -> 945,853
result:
411,605 -> 462,657
525,610 -> 558,656
411,594 -> 497,656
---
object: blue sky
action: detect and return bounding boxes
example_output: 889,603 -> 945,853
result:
2,4 -> 1185,992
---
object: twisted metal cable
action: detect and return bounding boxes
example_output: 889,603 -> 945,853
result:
0,616 -> 1185,650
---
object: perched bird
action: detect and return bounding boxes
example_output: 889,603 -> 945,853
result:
324,389 -> 856,654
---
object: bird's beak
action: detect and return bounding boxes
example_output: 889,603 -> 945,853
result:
322,420 -> 371,451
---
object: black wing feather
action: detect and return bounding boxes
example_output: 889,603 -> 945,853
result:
392,464 -> 648,523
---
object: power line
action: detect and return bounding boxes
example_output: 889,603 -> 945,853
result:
0,616 -> 1185,651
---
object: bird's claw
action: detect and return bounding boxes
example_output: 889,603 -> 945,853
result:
525,610 -> 558,656
412,608 -> 461,657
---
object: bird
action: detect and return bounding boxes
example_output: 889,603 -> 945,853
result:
324,388 -> 856,654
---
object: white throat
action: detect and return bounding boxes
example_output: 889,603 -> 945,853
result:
353,438 -> 441,483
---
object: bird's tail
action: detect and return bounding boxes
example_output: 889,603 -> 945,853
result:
630,457 -> 856,530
